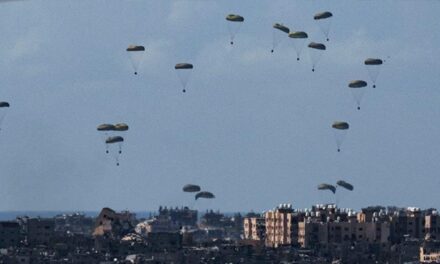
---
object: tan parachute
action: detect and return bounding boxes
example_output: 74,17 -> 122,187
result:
348,80 -> 368,110
271,23 -> 290,53
332,121 -> 349,152
289,31 -> 308,61
314,11 -> 333,41
226,14 -> 244,45
126,45 -> 145,75
175,63 -> 194,93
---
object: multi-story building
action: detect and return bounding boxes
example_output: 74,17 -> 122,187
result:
24,218 -> 55,246
199,210 -> 227,228
389,207 -> 425,243
265,204 -> 297,248
54,213 -> 94,235
0,221 -> 21,248
135,215 -> 180,236
243,216 -> 265,241
298,221 -> 327,249
158,206 -> 198,227
298,209 -> 390,251
420,236 -> 440,263
93,208 -> 136,238
425,211 -> 440,240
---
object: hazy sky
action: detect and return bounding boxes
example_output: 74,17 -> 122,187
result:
0,0 -> 439,212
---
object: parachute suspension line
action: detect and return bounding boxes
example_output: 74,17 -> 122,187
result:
271,30 -> 276,53
105,133 -> 109,153
227,22 -> 242,46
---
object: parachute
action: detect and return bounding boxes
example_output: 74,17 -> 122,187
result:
288,31 -> 308,61
318,183 -> 336,194
195,191 -> 215,200
0,101 -> 10,130
106,136 -> 124,144
97,124 -> 116,131
348,80 -> 368,110
336,180 -> 354,191
271,23 -> 290,53
126,45 -> 145,75
114,123 -> 129,131
314,11 -> 333,41
97,124 -> 116,153
332,121 -> 349,152
226,14 -> 244,45
308,42 -> 326,72
105,136 -> 124,166
183,184 -> 201,193
97,123 -> 128,166
364,58 -> 383,88
175,63 -> 194,93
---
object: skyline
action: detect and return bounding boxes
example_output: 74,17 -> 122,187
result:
0,0 -> 439,212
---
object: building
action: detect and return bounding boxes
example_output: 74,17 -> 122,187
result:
135,215 -> 180,236
24,218 -> 55,246
158,206 -> 198,227
420,235 -> 440,263
243,216 -> 265,241
199,210 -> 227,228
389,207 -> 425,243
425,211 -> 440,240
0,221 -> 21,248
93,208 -> 136,238
298,221 -> 327,249
265,204 -> 297,248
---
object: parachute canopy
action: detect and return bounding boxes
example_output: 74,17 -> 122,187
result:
314,11 -> 333,20
308,42 -> 326,50
175,63 -> 193,70
273,23 -> 289,34
105,136 -> 124,144
289,31 -> 308,39
332,121 -> 349,130
126,45 -> 145,52
114,123 -> 129,131
0,102 -> 10,108
364,58 -> 383,65
226,14 -> 244,22
183,184 -> 201,193
195,191 -> 215,200
337,180 -> 354,191
97,124 -> 116,131
348,80 -> 368,88
318,183 -> 336,194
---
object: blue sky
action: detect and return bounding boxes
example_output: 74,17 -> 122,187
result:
0,0 -> 439,212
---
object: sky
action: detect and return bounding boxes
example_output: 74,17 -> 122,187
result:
0,0 -> 439,212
